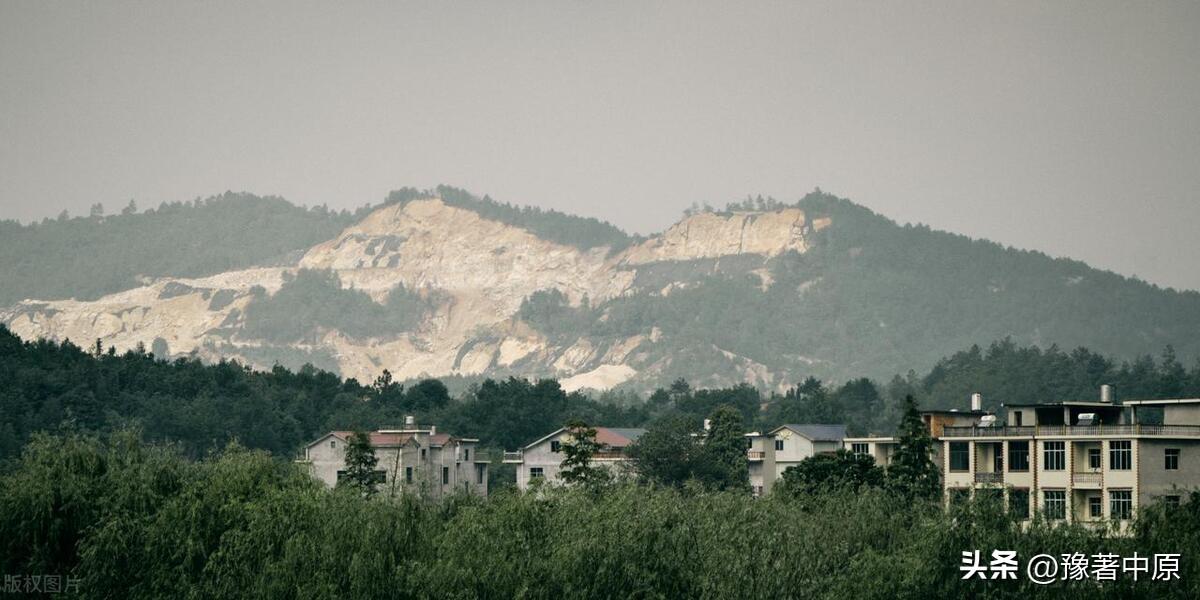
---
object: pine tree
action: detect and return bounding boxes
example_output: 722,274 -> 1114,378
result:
559,420 -> 609,487
703,405 -> 750,493
339,431 -> 380,497
886,395 -> 941,501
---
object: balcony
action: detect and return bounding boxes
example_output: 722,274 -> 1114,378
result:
942,424 -> 1200,438
747,451 -> 766,461
502,451 -> 524,463
974,472 -> 1003,484
1072,471 -> 1102,487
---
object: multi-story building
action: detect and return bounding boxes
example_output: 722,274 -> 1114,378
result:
300,416 -> 489,498
504,426 -> 646,490
746,424 -> 846,495
940,389 -> 1200,526
844,396 -> 991,470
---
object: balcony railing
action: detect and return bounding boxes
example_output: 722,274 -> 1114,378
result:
942,424 -> 1200,438
502,451 -> 524,462
1072,471 -> 1102,484
747,451 -> 766,460
974,472 -> 1003,484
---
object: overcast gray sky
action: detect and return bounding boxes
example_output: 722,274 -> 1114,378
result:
2,1 -> 1198,290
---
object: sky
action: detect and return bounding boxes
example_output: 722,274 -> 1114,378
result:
2,1 -> 1198,290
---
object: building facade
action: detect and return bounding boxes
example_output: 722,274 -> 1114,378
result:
504,426 -> 646,490
300,417 -> 489,498
746,424 -> 846,495
940,396 -> 1200,526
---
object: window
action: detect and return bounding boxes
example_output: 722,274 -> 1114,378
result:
949,442 -> 970,472
442,466 -> 449,485
1088,448 -> 1101,470
530,467 -> 544,479
420,448 -> 426,460
1009,488 -> 1030,519
774,439 -> 784,452
371,471 -> 386,484
405,466 -> 413,484
550,441 -> 561,453
851,443 -> 869,455
1013,411 -> 1023,427
476,464 -> 486,485
1043,490 -> 1066,520
1109,441 -> 1132,470
1089,496 -> 1102,518
1110,490 -> 1132,520
1165,495 -> 1181,508
1008,441 -> 1029,472
330,440 -> 337,449
464,448 -> 470,461
1043,441 -> 1065,471
1165,448 -> 1180,470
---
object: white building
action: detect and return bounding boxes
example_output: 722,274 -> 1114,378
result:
299,417 -> 489,498
504,426 -> 646,490
746,424 -> 846,495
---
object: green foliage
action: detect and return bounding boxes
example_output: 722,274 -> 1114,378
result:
887,395 -> 942,501
338,431 -> 380,497
241,269 -> 428,343
0,192 -> 354,305
4,432 -> 1198,599
778,449 -> 884,498
627,406 -> 750,493
558,420 -> 610,487
703,405 -> 751,493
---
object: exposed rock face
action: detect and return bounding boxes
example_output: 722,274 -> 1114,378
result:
1,198 -> 822,390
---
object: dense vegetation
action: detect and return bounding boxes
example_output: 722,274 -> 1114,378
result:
0,193 -> 355,305
241,269 -> 430,343
385,185 -> 637,252
2,431 -> 1198,599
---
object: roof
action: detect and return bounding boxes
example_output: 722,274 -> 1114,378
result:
1122,398 -> 1200,406
522,426 -> 648,450
921,409 -> 989,415
326,431 -> 416,447
1002,401 -> 1119,408
771,424 -> 847,442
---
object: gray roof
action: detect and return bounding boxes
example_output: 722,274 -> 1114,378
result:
776,424 -> 847,442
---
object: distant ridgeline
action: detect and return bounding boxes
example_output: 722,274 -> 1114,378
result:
2,186 -> 1199,389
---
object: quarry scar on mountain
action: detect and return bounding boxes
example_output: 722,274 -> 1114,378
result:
1,198 -> 829,391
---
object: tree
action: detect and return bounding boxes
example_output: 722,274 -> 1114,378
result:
701,405 -> 750,492
558,420 -> 610,487
627,416 -> 703,488
886,395 -> 941,501
338,431 -> 380,497
777,449 -> 883,498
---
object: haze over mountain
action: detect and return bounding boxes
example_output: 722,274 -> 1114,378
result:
3,187 -> 1198,392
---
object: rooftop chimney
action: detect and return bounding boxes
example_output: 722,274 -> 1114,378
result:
430,425 -> 437,435
405,415 -> 416,428
971,393 -> 983,412
703,419 -> 712,431
1100,385 -> 1113,403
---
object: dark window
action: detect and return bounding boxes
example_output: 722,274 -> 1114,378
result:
1089,496 -> 1102,518
1013,411 -> 1023,427
1110,490 -> 1132,520
949,442 -> 970,472
1043,441 -> 1065,471
330,440 -> 337,449
442,466 -> 449,485
1088,448 -> 1101,470
774,439 -> 784,452
420,448 -> 426,460
851,443 -> 869,455
1009,488 -> 1030,519
1165,448 -> 1180,470
1008,441 -> 1029,472
1110,441 -> 1132,470
1165,495 -> 1181,508
477,464 -> 486,485
550,441 -> 561,453
371,470 -> 386,484
405,467 -> 413,483
1043,490 -> 1066,520
464,448 -> 470,461
530,467 -> 544,479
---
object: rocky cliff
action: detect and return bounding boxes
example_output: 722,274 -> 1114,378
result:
2,197 -> 823,391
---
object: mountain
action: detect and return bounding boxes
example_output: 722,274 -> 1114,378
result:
3,187 -> 1199,392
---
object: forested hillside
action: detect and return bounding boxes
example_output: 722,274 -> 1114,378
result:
0,192 -> 355,305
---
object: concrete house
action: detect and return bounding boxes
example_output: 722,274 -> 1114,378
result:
504,426 -> 646,490
940,387 -> 1200,527
843,393 -> 992,471
300,417 -> 489,498
746,424 -> 846,496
